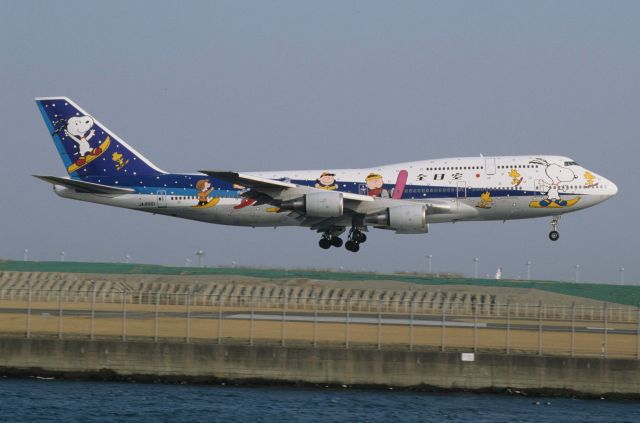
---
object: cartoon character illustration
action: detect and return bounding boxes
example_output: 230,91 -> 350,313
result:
58,115 -> 111,173
234,198 -> 256,209
365,173 -> 390,198
111,151 -> 129,171
65,116 -> 96,157
584,171 -> 598,188
528,159 -> 580,208
192,179 -> 220,208
315,172 -> 338,190
476,191 -> 493,209
508,168 -> 523,186
230,184 -> 257,209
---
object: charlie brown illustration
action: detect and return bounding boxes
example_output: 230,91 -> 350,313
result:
195,179 -> 213,206
365,173 -> 389,198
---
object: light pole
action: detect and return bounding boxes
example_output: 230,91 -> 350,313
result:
526,260 -> 532,281
124,254 -> 131,264
23,249 -> 29,262
426,254 -> 433,274
473,257 -> 479,279
195,250 -> 205,268
59,251 -> 65,262
619,267 -> 625,285
574,264 -> 580,283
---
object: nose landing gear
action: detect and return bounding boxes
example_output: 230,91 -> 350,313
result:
549,216 -> 560,241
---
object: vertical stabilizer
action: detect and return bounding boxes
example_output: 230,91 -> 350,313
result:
35,97 -> 165,179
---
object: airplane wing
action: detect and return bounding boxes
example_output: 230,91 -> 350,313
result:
199,170 -> 469,233
199,171 -> 374,204
33,175 -> 135,195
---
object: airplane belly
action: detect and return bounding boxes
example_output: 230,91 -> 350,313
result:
205,203 -> 295,227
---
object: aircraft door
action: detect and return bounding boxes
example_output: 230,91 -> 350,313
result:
533,179 -> 546,199
358,183 -> 368,196
456,181 -> 467,199
485,157 -> 496,175
157,190 -> 167,208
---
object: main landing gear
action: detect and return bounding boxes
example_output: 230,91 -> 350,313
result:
345,228 -> 366,253
318,233 -> 343,249
549,216 -> 560,241
318,227 -> 367,252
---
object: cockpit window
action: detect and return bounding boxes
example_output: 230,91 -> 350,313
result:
564,161 -> 579,166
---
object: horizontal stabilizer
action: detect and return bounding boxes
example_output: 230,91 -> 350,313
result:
33,175 -> 135,195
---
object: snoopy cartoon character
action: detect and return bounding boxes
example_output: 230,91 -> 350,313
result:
529,158 -> 579,208
65,115 -> 102,165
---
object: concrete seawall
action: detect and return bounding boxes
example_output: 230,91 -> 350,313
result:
1,337 -> 639,397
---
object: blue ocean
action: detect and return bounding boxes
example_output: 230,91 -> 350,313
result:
0,378 -> 638,423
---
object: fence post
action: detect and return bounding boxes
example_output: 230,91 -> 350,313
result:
57,288 -> 63,340
121,291 -> 127,342
186,292 -> 191,343
409,299 -> 414,352
90,285 -> 96,341
602,303 -> 608,358
473,299 -> 478,353
506,302 -> 510,354
571,302 -> 575,357
313,294 -> 318,348
26,286 -> 32,339
537,301 -> 543,356
217,295 -> 222,345
636,304 -> 640,360
281,290 -> 287,347
345,298 -> 350,349
249,295 -> 254,346
154,292 -> 159,342
440,302 -> 446,352
377,299 -> 382,351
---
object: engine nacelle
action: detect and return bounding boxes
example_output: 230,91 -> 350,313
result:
366,204 -> 428,234
281,192 -> 344,218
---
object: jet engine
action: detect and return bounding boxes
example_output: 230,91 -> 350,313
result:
280,192 -> 344,217
365,204 -> 429,234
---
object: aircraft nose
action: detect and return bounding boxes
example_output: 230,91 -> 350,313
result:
609,180 -> 618,196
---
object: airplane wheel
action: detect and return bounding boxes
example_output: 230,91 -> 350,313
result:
319,238 -> 331,249
345,240 -> 359,252
356,233 -> 367,243
331,237 -> 343,247
549,230 -> 560,241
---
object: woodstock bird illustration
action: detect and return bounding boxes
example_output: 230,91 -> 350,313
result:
476,191 -> 493,209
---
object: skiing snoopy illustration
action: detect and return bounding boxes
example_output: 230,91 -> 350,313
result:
65,116 -> 96,157
528,158 -> 580,208
59,114 -> 111,173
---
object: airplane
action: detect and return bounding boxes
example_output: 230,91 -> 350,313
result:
34,97 -> 618,252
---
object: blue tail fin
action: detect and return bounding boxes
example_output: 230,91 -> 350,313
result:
35,97 -> 165,180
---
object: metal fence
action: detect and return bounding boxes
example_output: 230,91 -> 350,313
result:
1,287 -> 639,359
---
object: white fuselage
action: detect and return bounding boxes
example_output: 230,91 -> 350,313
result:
53,155 -> 617,230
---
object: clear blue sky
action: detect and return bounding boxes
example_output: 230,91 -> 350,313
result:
1,1 -> 639,283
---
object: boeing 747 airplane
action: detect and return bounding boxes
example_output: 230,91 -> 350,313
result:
35,97 -> 617,252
